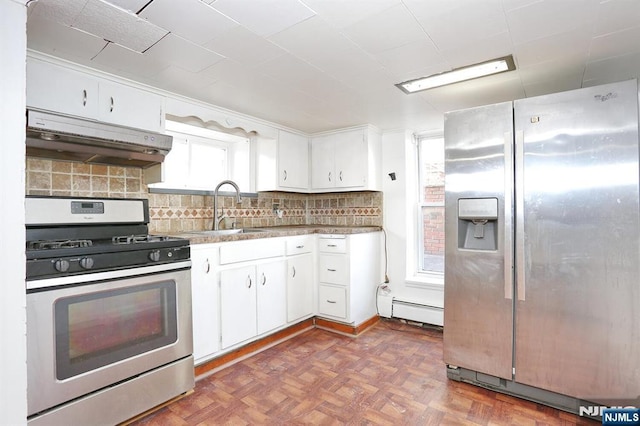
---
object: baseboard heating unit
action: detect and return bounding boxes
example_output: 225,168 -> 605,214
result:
391,300 -> 443,327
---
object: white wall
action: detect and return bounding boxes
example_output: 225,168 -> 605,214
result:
0,0 -> 27,424
381,130 -> 444,312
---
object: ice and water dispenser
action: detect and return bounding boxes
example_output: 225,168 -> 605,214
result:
457,198 -> 498,251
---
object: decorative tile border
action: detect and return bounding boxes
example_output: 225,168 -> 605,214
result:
26,157 -> 383,233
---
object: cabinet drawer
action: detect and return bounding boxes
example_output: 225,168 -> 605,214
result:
318,236 -> 346,253
318,285 -> 347,319
220,238 -> 285,265
319,255 -> 348,284
286,235 -> 313,255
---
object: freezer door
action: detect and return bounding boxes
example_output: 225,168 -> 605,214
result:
443,101 -> 514,380
514,79 -> 640,402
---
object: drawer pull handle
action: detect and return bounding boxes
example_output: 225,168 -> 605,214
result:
327,300 -> 337,304
110,96 -> 114,112
246,275 -> 252,288
283,170 -> 287,181
292,266 -> 296,278
203,258 -> 210,274
261,273 -> 266,286
82,89 -> 87,106
296,245 -> 304,249
327,244 -> 338,247
327,268 -> 337,272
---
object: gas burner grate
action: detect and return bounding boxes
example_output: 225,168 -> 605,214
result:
112,235 -> 169,244
28,239 -> 93,250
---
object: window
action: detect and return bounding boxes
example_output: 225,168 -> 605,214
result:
417,135 -> 445,275
148,120 -> 251,192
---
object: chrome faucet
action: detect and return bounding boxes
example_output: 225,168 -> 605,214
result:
213,180 -> 242,230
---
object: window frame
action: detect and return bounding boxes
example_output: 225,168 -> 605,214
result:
408,131 -> 445,288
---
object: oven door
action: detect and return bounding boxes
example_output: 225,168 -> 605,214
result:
27,265 -> 192,416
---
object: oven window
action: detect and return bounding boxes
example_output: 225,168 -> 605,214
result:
55,280 -> 178,380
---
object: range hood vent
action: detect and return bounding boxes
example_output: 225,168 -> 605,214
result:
26,110 -> 173,168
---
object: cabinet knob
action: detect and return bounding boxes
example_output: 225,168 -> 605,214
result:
292,266 -> 296,278
328,171 -> 332,182
339,171 -> 343,181
283,170 -> 288,181
109,96 -> 114,112
261,272 -> 267,285
82,89 -> 87,107
203,258 -> 210,274
246,275 -> 252,288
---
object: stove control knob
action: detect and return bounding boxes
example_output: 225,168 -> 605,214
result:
54,259 -> 70,273
149,250 -> 161,262
79,257 -> 94,269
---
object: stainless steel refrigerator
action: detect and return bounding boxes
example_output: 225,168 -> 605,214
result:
443,79 -> 640,413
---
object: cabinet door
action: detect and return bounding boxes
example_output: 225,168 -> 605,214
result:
27,59 -> 99,119
278,130 -> 309,189
98,81 -> 163,132
287,254 -> 314,322
256,260 -> 287,334
335,130 -> 366,188
220,266 -> 257,348
190,246 -> 219,362
311,135 -> 335,189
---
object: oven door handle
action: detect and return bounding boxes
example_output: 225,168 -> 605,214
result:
26,261 -> 192,290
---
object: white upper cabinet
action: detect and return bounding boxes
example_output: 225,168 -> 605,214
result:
27,58 -> 100,119
26,58 -> 164,133
97,81 -> 164,132
278,130 -> 309,189
256,129 -> 309,192
311,126 -> 381,192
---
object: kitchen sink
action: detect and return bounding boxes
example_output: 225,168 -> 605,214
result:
184,228 -> 267,237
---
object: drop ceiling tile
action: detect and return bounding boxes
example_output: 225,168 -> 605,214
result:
501,0 -> 543,13
101,0 -> 149,13
373,38 -> 443,79
91,42 -> 169,79
405,0 -> 504,21
583,51 -> 640,86
506,0 -> 599,45
593,0 -> 640,36
438,32 -> 514,69
341,4 -> 428,54
72,0 -> 168,53
204,26 -> 287,66
145,33 -> 225,73
27,14 -> 108,62
150,65 -> 218,99
268,16 -> 355,65
514,29 -> 591,69
522,73 -> 583,98
140,0 -> 238,45
299,0 -> 401,29
28,0 -> 87,26
200,59 -> 262,88
589,26 -> 640,62
211,0 -> 316,37
517,58 -> 586,86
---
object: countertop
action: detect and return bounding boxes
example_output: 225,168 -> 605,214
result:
172,225 -> 382,245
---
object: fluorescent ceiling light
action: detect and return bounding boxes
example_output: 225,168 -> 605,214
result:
396,55 -> 516,94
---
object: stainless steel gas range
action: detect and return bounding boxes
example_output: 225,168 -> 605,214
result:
25,196 -> 194,426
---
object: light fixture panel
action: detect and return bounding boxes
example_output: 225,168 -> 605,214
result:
396,55 -> 516,94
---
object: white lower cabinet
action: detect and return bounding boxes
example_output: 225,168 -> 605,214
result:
256,261 -> 287,335
286,254 -> 314,322
190,245 -> 220,363
316,233 -> 381,325
220,265 -> 257,349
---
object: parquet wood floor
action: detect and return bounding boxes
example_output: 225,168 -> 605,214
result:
132,319 -> 598,425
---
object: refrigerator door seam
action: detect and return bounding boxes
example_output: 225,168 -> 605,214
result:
515,130 -> 526,301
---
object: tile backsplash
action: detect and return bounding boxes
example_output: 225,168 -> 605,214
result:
26,158 -> 383,233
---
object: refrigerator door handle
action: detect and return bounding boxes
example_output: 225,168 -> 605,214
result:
504,131 -> 514,300
515,130 -> 526,301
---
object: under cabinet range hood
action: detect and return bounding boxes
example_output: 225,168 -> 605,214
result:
26,110 -> 173,168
